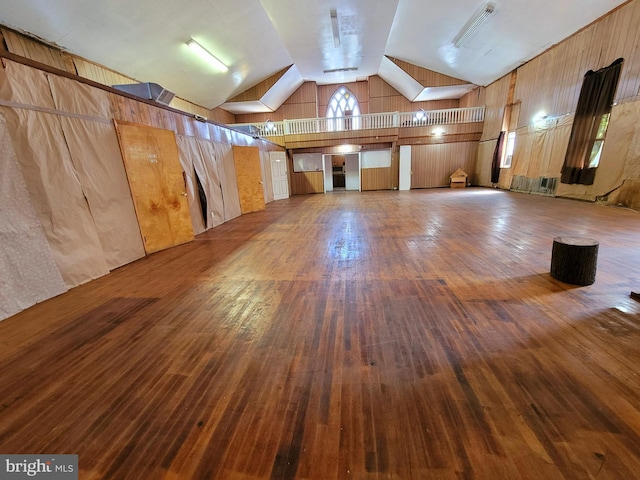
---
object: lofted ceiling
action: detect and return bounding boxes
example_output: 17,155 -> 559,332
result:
0,0 -> 629,114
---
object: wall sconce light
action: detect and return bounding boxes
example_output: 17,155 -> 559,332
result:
413,109 -> 427,122
433,127 -> 445,136
186,38 -> 228,72
532,111 -> 549,128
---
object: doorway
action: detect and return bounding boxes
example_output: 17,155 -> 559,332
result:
323,154 -> 360,191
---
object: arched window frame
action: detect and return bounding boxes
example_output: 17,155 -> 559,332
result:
326,86 -> 361,131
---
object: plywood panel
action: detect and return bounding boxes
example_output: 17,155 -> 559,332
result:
233,145 -> 266,214
115,122 -> 194,254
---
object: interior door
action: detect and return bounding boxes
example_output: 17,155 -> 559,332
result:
115,121 -> 194,254
323,155 -> 333,192
270,151 -> 289,200
345,153 -> 360,191
233,145 -> 266,214
399,145 -> 412,190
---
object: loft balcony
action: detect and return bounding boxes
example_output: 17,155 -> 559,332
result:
229,106 -> 485,149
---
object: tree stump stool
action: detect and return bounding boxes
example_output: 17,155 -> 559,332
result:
550,236 -> 599,286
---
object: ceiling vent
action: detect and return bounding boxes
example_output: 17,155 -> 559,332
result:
112,82 -> 175,105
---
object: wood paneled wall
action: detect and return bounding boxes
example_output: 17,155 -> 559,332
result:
476,0 -> 640,202
387,57 -> 470,86
1,28 -> 75,74
459,87 -> 484,108
411,142 -> 478,189
480,75 -> 511,142
290,171 -> 324,194
73,57 -> 137,88
235,82 -> 317,124
515,1 -> 640,127
369,75 -> 459,114
361,167 -> 393,191
209,107 -> 236,125
228,67 -> 289,102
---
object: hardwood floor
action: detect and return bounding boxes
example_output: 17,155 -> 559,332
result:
2,188 -> 640,479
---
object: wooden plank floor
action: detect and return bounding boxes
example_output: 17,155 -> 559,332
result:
2,188 -> 640,479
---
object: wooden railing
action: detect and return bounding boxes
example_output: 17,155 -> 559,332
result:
230,106 -> 485,138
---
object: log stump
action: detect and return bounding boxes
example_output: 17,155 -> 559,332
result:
550,236 -> 599,286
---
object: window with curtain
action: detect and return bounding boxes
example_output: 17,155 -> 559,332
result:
561,58 -> 623,185
326,87 -> 361,131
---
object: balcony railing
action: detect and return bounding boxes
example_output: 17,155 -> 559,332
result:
230,106 -> 485,138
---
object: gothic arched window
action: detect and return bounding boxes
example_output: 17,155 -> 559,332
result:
326,86 -> 360,131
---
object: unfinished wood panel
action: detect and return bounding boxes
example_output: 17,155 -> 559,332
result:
291,171 -> 324,194
411,142 -> 478,188
1,29 -> 75,73
115,122 -> 194,254
233,145 -> 266,214
361,167 -> 393,191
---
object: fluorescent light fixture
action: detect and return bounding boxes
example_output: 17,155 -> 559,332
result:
330,9 -> 340,47
452,2 -> 496,48
186,38 -> 228,72
323,67 -> 358,74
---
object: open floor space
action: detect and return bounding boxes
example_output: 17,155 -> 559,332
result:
2,189 -> 640,479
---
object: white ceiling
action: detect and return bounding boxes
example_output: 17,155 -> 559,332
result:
0,0 -> 629,112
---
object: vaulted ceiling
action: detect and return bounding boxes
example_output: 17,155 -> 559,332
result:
0,0 -> 629,113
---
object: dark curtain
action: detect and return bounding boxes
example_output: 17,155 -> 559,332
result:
491,130 -> 505,184
561,58 -> 623,185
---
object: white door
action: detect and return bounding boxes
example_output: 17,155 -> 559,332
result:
345,153 -> 360,191
323,155 -> 333,192
270,151 -> 289,200
399,145 -> 412,191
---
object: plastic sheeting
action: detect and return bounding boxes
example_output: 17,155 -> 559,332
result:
0,58 -> 144,288
0,112 -> 67,321
48,75 -> 145,269
213,142 -> 242,222
195,139 -> 226,227
176,136 -> 207,235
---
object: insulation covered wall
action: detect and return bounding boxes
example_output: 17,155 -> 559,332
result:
0,53 -> 283,321
0,112 -> 67,319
